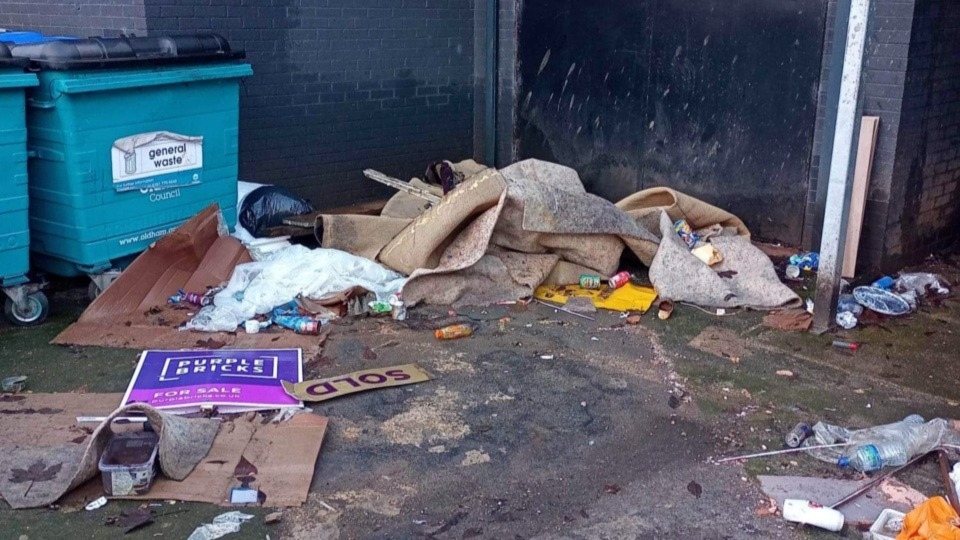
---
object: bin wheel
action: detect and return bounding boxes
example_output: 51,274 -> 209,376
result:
3,292 -> 49,326
88,281 -> 102,301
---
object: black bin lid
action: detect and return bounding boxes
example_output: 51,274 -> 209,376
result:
9,34 -> 245,70
0,42 -> 31,69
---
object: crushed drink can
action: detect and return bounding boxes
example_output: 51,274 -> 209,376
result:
174,289 -> 212,306
784,423 -> 813,448
579,274 -> 602,289
608,271 -> 631,289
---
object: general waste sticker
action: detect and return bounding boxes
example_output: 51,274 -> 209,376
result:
282,364 -> 432,403
111,131 -> 203,192
122,349 -> 303,414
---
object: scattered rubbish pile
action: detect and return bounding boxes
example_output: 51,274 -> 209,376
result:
320,159 -> 800,311
766,244 -> 952,334
836,273 -> 951,329
720,415 -> 960,537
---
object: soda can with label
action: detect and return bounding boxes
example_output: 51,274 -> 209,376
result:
608,271 -> 631,290
579,274 -> 602,289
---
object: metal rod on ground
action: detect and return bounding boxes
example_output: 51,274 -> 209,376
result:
830,451 -> 931,509
533,298 -> 596,321
811,0 -> 871,334
938,450 -> 960,513
363,169 -> 442,204
715,443 -> 852,464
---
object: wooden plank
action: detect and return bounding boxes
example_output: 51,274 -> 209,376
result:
363,169 -> 442,204
842,116 -> 880,278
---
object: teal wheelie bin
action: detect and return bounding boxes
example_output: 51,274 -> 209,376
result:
0,42 -> 48,326
9,35 -> 252,298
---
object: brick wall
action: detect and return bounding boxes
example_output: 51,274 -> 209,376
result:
885,0 -> 960,266
145,0 -> 476,209
0,0 -> 146,38
805,0 -> 915,276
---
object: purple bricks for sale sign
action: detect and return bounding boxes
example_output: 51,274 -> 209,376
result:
122,349 -> 303,414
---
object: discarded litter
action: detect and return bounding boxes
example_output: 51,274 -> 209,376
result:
837,294 -> 863,316
784,423 -> 813,449
579,274 -> 602,289
853,286 -> 912,316
115,507 -> 155,534
1,375 -> 27,393
169,289 -> 214,307
896,272 -> 950,297
803,417 -> 960,472
898,497 -> 960,540
673,219 -> 701,248
239,185 -> 314,238
873,276 -> 896,290
658,300 -> 674,320
868,508 -> 905,540
435,324 -> 474,340
692,244 -> 723,266
264,511 -> 283,524
836,311 -> 859,330
283,364 -> 432,402
832,340 -> 859,351
229,486 -> 259,504
272,302 -> 322,335
122,349 -> 303,414
98,432 -> 160,496
533,297 -> 596,321
535,283 -> 657,314
763,309 -> 812,332
187,511 -> 254,540
84,496 -> 108,511
782,499 -> 844,532
608,271 -> 631,290
788,252 -> 820,271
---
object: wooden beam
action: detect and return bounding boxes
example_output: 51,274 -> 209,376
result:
842,116 -> 880,279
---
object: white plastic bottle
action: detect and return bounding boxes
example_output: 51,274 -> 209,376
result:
782,499 -> 845,532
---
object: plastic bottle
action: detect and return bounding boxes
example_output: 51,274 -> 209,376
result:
839,441 -> 910,472
435,324 -> 473,340
872,276 -> 895,290
782,499 -> 844,531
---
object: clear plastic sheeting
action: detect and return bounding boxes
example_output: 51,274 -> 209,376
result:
895,272 -> 951,297
187,511 -> 254,540
184,245 -> 406,332
803,418 -> 960,468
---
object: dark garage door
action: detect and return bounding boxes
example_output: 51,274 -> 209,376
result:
516,0 -> 828,244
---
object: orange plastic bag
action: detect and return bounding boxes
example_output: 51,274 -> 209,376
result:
898,497 -> 960,540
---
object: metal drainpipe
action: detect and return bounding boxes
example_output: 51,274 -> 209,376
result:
811,0 -> 870,333
484,0 -> 499,167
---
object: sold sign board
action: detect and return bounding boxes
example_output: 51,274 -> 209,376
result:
282,364 -> 432,403
123,349 -> 303,414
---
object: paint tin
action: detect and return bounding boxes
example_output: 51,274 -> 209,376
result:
579,274 -> 602,289
608,271 -> 631,290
